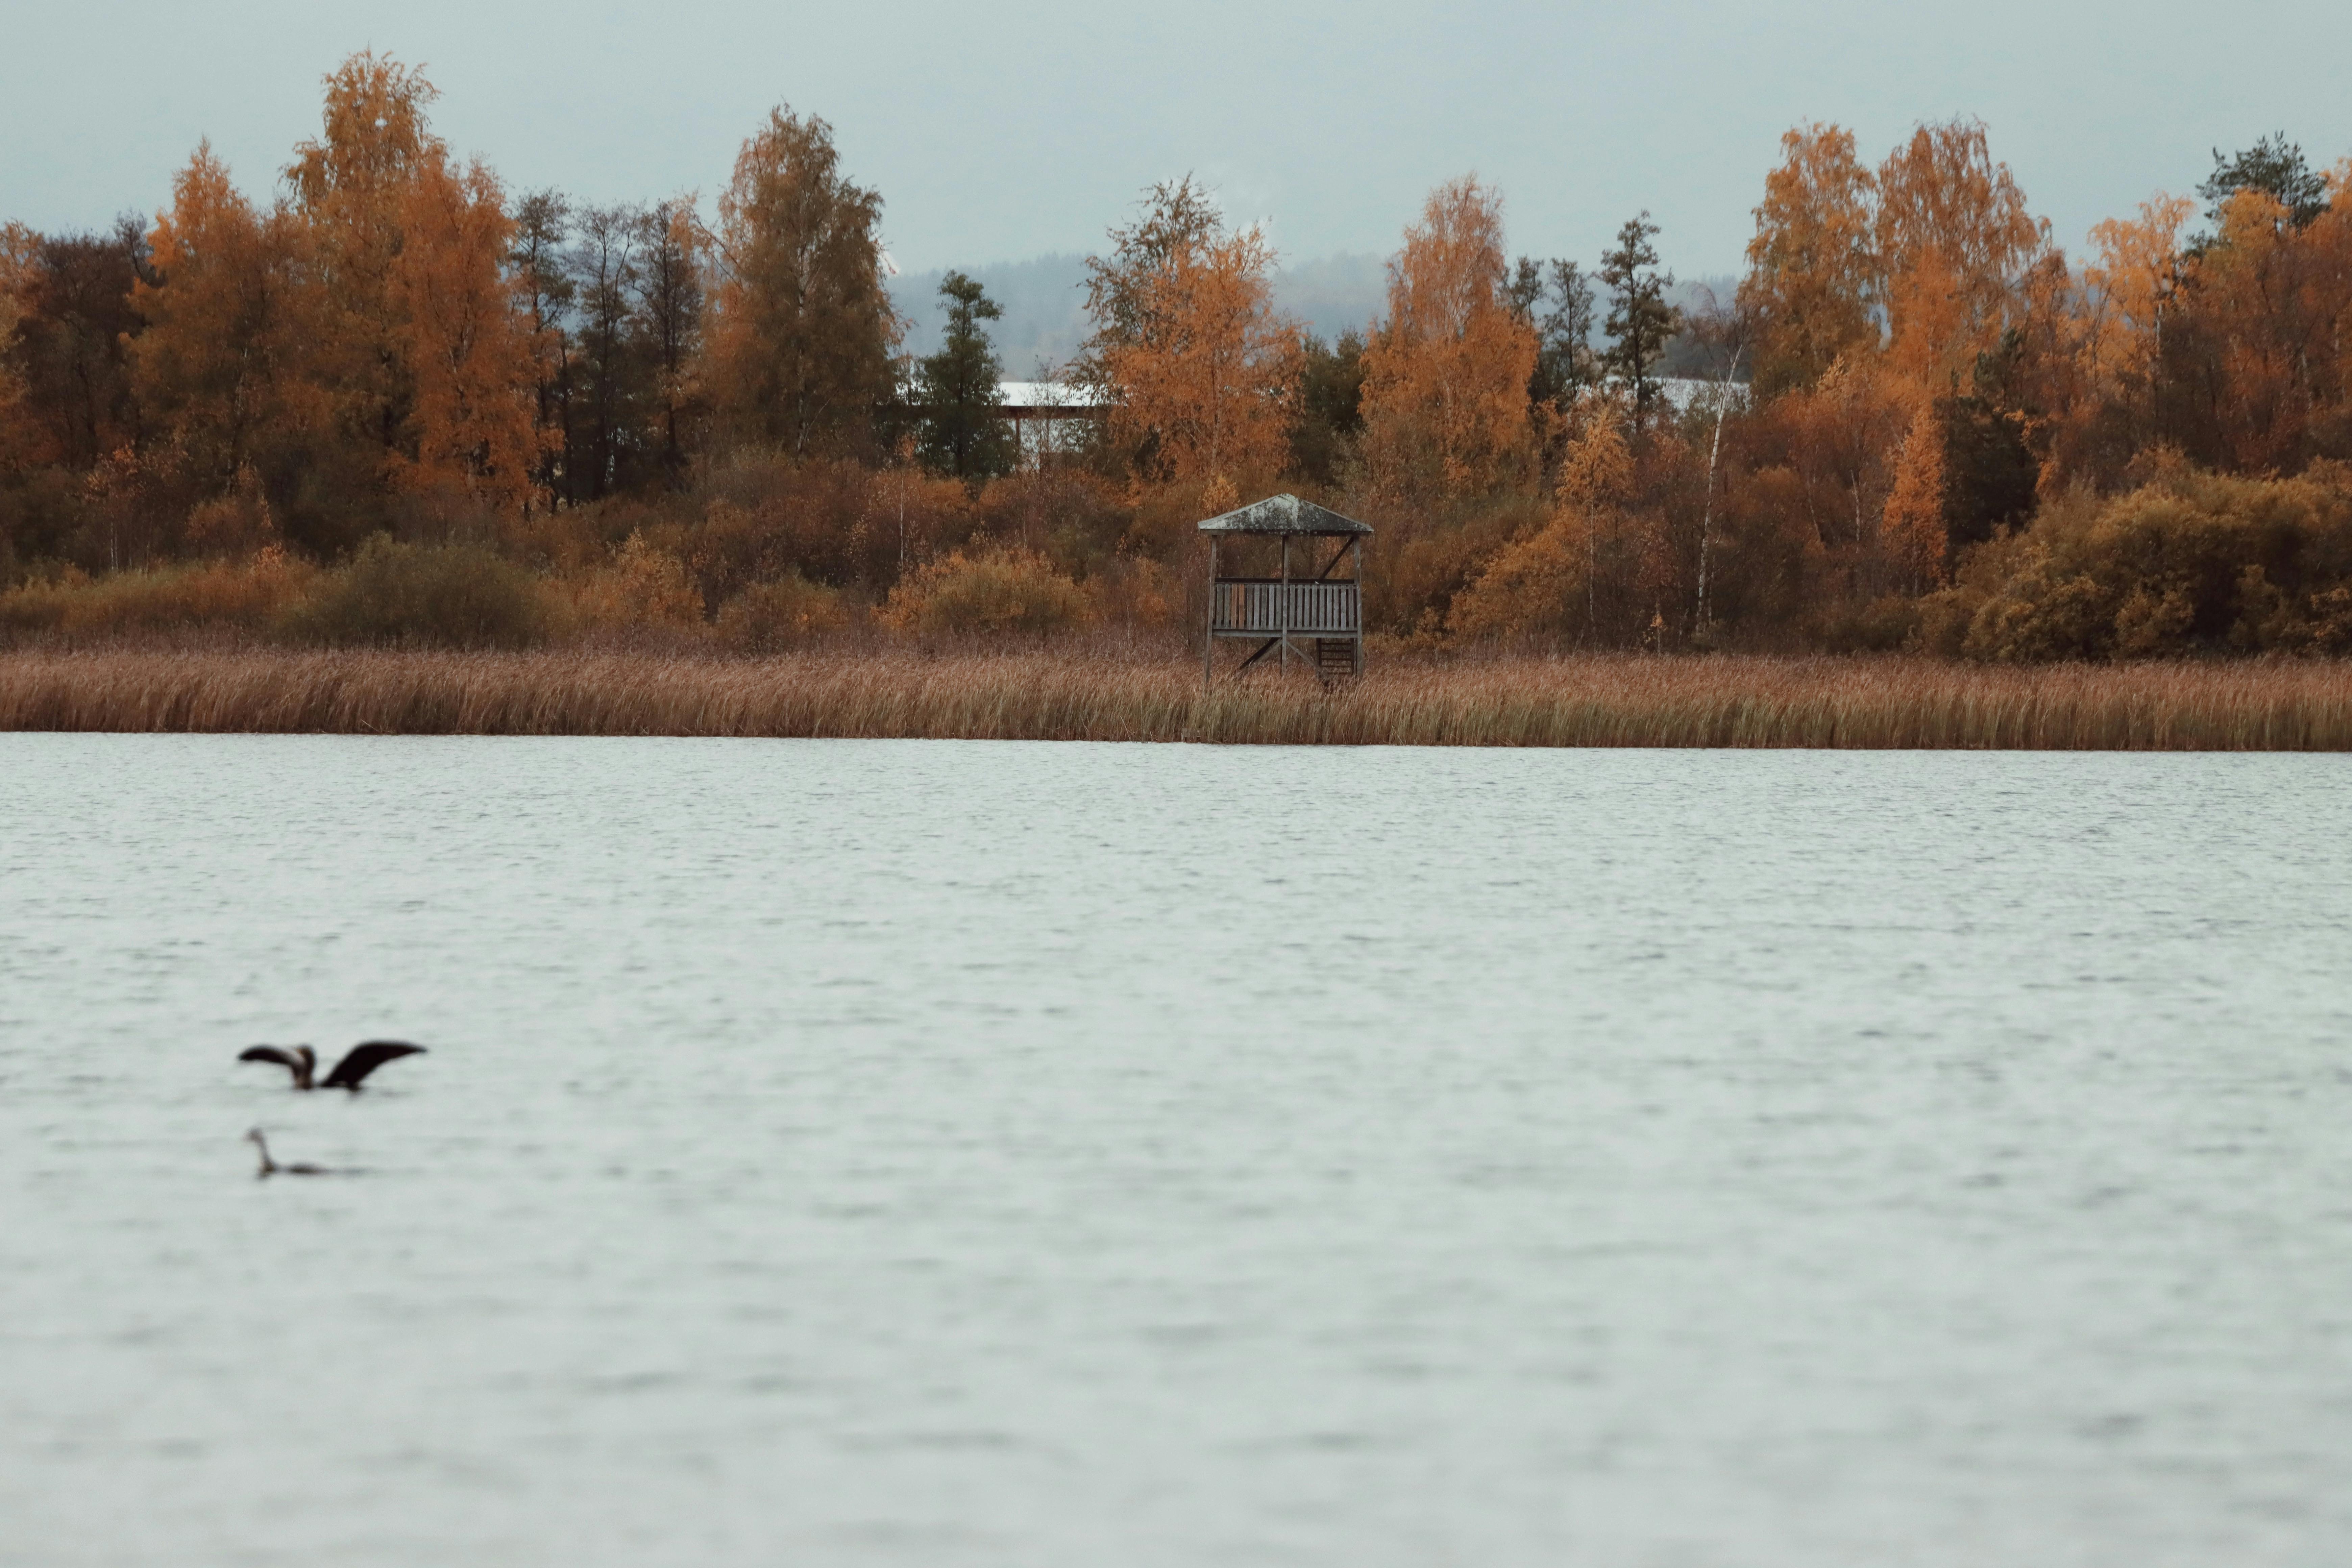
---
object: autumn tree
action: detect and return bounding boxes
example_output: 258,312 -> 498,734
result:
2133,141 -> 2352,474
1739,123 -> 1878,395
1358,176 -> 1537,499
1679,287 -> 1756,634
1446,394 -> 1634,642
915,271 -> 1015,481
1080,178 -> 1302,495
1771,354 -> 1911,593
285,52 -> 442,493
631,198 -> 705,482
2171,184 -> 2346,471
386,152 -> 542,514
9,218 -> 148,472
284,52 -> 543,524
509,190 -> 575,497
1079,175 -> 1220,387
1599,213 -> 1681,430
129,144 -> 316,502
1288,329 -> 1367,486
2080,194 -> 2196,412
1873,119 -> 2047,392
2039,190 -> 2199,480
1880,399 -> 1947,591
0,224 -> 37,477
708,106 -> 899,460
565,203 -> 644,500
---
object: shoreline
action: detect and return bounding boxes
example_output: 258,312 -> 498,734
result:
5,647 -> 2351,749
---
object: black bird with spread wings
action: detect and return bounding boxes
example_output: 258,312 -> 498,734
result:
237,1041 -> 426,1092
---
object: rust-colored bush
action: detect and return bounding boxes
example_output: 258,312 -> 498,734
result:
879,545 -> 1092,635
1086,554 -> 1183,632
1958,465 -> 2352,660
715,573 -> 850,651
0,547 -> 316,640
561,533 -> 706,636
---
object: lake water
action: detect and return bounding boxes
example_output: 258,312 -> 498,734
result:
3,735 -> 2350,1566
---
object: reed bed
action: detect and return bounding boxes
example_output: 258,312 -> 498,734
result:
4,646 -> 2351,748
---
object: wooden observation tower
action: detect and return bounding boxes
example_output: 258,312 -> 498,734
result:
1200,494 -> 1372,683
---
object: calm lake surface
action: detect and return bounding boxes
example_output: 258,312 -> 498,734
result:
3,735 -> 2350,1566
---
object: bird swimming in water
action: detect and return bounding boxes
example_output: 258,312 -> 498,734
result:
245,1127 -> 341,1178
237,1041 -> 426,1092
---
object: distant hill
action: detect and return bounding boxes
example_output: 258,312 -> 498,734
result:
890,255 -> 1738,373
888,252 -> 1392,368
888,254 -> 1095,374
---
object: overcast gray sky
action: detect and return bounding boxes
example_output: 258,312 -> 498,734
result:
4,0 -> 2346,280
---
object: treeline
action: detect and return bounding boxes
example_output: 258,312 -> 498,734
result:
4,53 -> 2351,658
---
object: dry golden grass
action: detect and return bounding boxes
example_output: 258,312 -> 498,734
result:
2,646 -> 2350,748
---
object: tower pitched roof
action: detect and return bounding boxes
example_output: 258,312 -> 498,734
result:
1196,493 -> 1373,536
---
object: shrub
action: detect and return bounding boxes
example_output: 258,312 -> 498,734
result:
561,533 -> 706,636
688,452 -> 978,598
182,468 -> 281,559
1959,465 -> 2352,660
1818,594 -> 1921,654
281,536 -> 555,648
1446,507 -> 1586,642
500,494 -> 657,574
1369,489 -> 1548,639
975,468 -> 1133,578
1087,554 -> 1183,631
715,573 -> 852,651
879,545 -> 1092,635
0,548 -> 316,639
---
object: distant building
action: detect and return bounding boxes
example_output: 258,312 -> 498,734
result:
1654,377 -> 1750,415
995,381 -> 1108,463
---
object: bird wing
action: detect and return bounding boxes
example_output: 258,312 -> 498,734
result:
238,1046 -> 305,1077
322,1040 -> 426,1089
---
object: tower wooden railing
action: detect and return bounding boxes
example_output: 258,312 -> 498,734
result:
1207,580 -> 1362,635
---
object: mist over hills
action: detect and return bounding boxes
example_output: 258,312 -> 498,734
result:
889,255 -> 1738,371
886,253 -> 1393,369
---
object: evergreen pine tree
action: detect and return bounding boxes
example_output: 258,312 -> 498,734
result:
915,271 -> 1015,481
1508,255 -> 1598,410
2199,133 -> 2329,228
1599,213 -> 1681,430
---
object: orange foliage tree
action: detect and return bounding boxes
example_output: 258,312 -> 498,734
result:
1740,124 -> 1878,396
130,144 -> 314,494
0,223 -> 35,474
2027,190 -> 2200,475
281,52 -> 543,516
285,54 -> 443,485
707,107 -> 900,460
2080,193 -> 2197,401
2175,184 -> 2352,471
1448,393 -> 1634,641
1770,355 -> 1914,587
1086,182 -> 1302,492
391,153 -> 543,511
1736,119 -> 2055,595
1880,400 -> 1948,590
1873,119 -> 2049,392
1358,176 -> 1538,500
